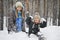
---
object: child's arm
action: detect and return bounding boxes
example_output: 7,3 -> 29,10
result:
40,21 -> 47,28
40,18 -> 47,28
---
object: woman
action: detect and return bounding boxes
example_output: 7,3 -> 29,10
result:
15,2 -> 24,32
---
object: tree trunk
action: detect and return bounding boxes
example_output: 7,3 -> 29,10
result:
58,0 -> 60,26
0,0 -> 3,30
53,0 -> 58,25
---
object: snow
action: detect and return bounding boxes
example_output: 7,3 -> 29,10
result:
0,17 -> 60,40
0,30 -> 38,40
1,26 -> 60,40
40,26 -> 60,40
0,16 -> 38,40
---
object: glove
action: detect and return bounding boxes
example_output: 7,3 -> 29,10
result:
40,18 -> 46,23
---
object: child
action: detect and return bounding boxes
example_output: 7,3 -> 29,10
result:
26,14 -> 40,37
32,14 -> 40,37
28,14 -> 47,37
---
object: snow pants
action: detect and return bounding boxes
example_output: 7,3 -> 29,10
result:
16,18 -> 22,32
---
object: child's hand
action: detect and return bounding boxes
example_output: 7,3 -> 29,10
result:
40,18 -> 46,23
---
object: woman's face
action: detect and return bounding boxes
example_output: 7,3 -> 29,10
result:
17,6 -> 22,11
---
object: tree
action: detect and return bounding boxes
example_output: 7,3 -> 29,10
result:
0,0 -> 3,30
58,0 -> 60,26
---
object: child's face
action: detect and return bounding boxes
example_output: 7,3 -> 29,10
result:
17,6 -> 22,11
34,18 -> 40,24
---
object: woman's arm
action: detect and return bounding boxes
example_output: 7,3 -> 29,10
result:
15,11 -> 18,18
22,10 -> 25,18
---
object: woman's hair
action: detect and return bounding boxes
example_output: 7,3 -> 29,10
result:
15,1 -> 23,16
15,8 -> 24,17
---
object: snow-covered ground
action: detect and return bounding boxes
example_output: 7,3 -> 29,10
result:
0,17 -> 60,40
40,26 -> 60,40
0,30 -> 38,40
0,26 -> 60,40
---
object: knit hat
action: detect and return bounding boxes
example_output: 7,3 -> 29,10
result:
15,2 -> 23,8
34,12 -> 40,20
